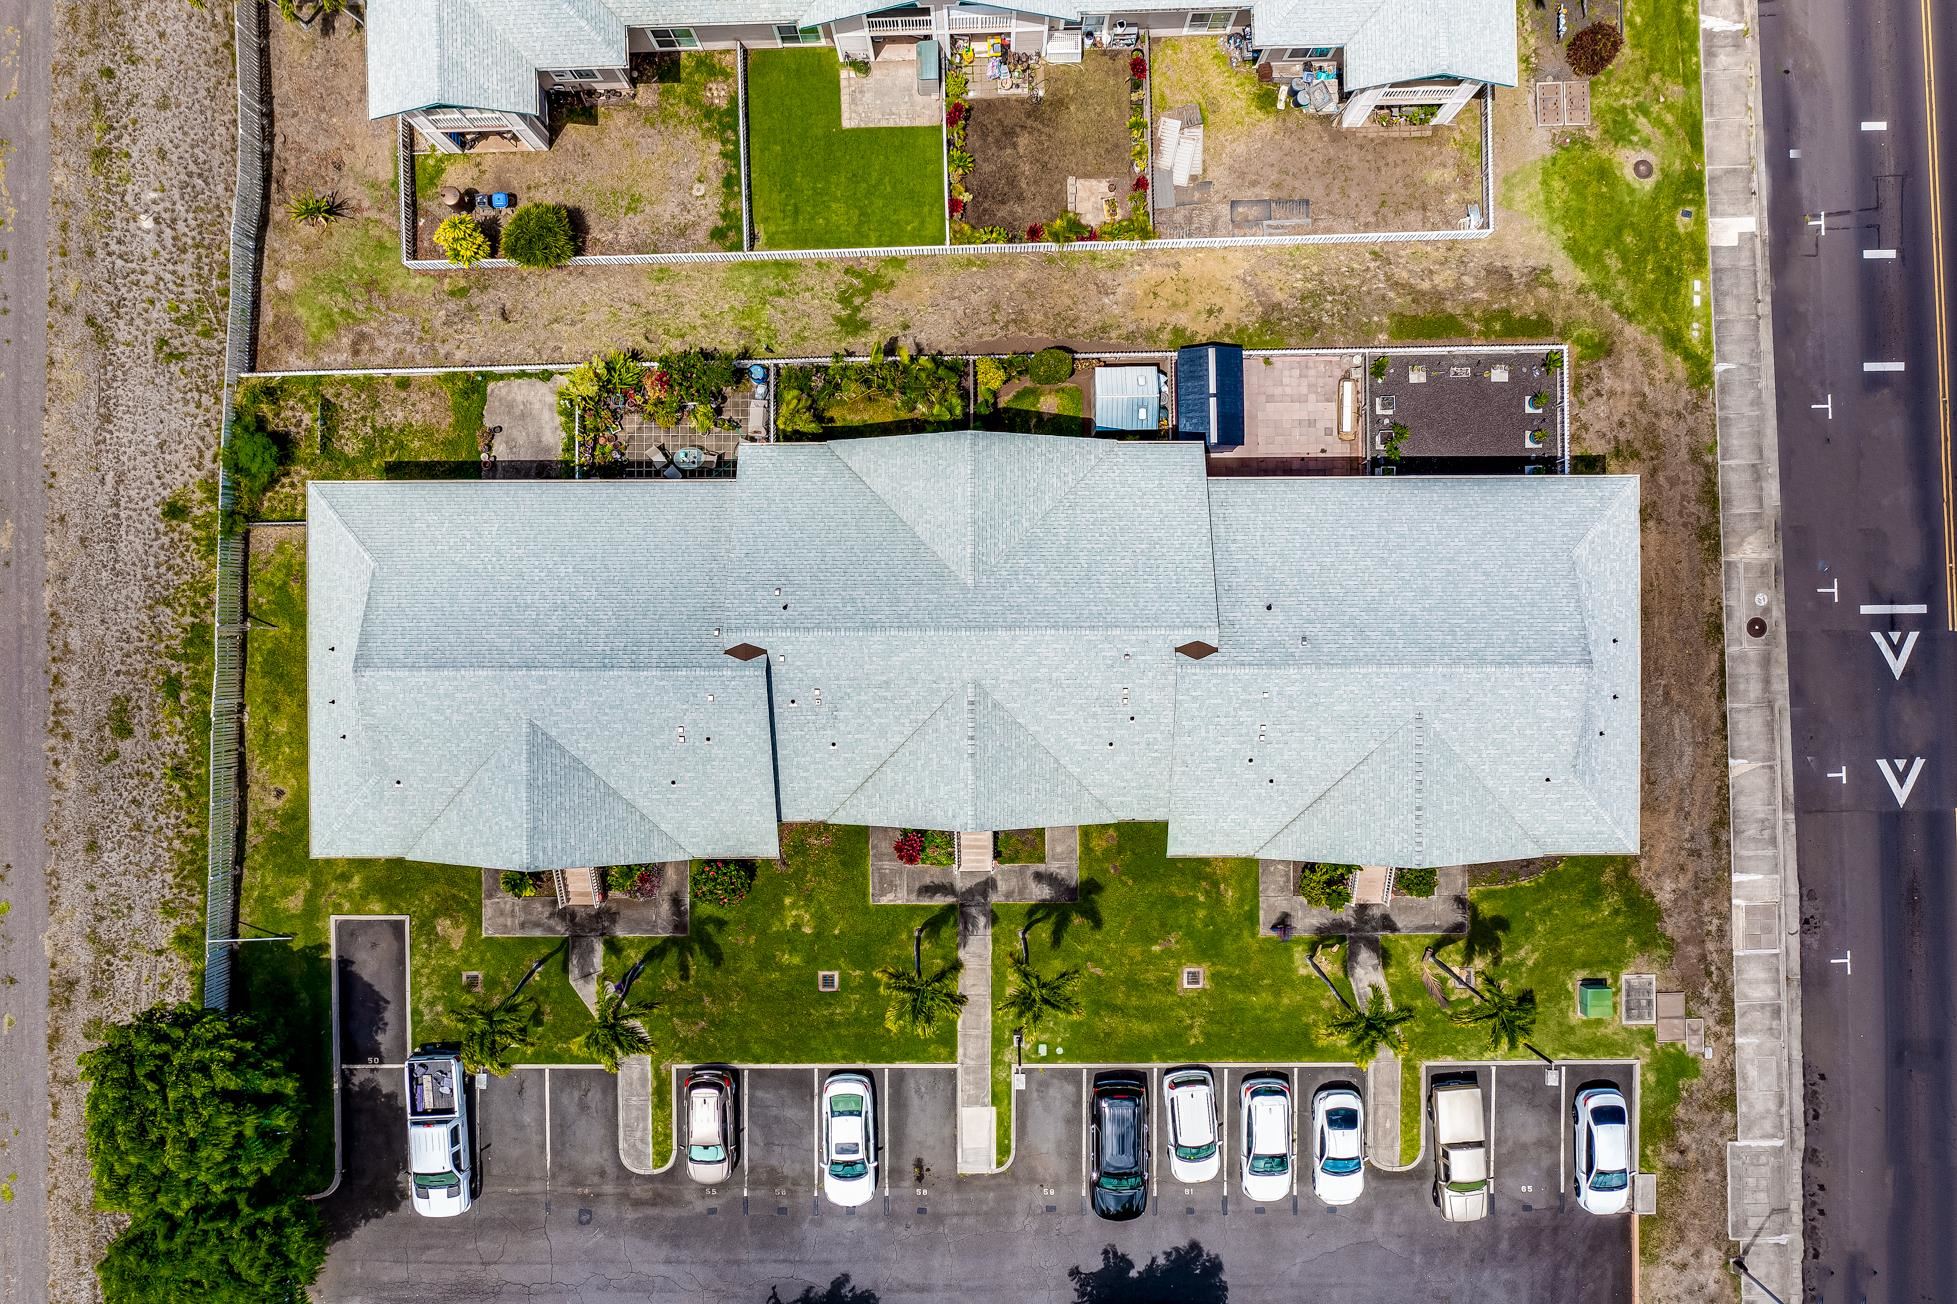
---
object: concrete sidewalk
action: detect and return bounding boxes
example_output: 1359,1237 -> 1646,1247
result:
1698,0 -> 1806,1297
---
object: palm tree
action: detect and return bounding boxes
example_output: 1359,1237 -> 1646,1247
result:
575,986 -> 654,1072
875,962 -> 967,1037
1449,974 -> 1538,1053
1000,955 -> 1083,1034
456,993 -> 540,1076
1325,989 -> 1413,1063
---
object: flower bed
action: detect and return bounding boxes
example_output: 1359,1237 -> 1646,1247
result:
893,829 -> 957,867
556,348 -> 743,469
690,859 -> 758,906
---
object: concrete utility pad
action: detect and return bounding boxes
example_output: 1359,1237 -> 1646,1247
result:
483,378 -> 564,464
335,917 -> 409,1066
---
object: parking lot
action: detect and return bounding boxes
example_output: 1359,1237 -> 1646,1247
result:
318,1051 -> 1636,1302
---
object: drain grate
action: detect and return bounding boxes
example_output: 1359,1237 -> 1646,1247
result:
1182,966 -> 1206,990
817,970 -> 840,992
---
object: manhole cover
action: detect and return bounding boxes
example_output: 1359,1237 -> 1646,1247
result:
1633,158 -> 1654,179
577,1208 -> 593,1225
1746,617 -> 1767,638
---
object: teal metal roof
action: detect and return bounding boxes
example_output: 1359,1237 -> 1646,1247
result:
1092,366 -> 1164,434
308,436 -> 1638,871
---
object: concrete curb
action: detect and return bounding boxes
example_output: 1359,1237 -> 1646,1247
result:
617,1054 -> 655,1176
1697,0 -> 1807,1297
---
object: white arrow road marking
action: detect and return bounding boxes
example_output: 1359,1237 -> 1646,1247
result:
1876,757 -> 1926,806
1872,629 -> 1921,679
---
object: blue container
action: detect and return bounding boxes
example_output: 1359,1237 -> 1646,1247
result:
490,191 -> 513,210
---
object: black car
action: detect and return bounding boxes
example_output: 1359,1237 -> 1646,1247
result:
1090,1071 -> 1150,1221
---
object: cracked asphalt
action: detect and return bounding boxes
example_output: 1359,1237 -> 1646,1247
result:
317,1061 -> 1632,1302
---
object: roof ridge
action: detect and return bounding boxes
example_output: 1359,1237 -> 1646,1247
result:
523,718 -> 692,862
975,682 -> 1118,822
1254,716 -> 1417,857
1419,714 -> 1545,851
821,436 -> 976,587
402,718 -> 522,864
819,681 -> 964,821
977,435 -> 1120,572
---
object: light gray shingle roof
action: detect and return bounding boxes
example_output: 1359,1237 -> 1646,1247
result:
1250,0 -> 1518,89
308,438 -> 1637,871
368,0 -> 627,119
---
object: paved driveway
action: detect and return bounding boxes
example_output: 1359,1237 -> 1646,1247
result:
319,1059 -> 1634,1303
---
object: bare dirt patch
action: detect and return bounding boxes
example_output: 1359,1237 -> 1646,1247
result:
964,51 -> 1135,235
414,53 -> 739,258
1150,36 -> 1482,236
43,0 -> 235,1297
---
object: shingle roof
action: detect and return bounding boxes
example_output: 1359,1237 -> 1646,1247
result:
308,438 -> 1637,872
367,0 -> 1515,120
1166,476 -> 1638,864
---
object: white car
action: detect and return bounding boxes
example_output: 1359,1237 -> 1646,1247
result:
1238,1073 -> 1293,1203
1162,1068 -> 1221,1184
1572,1085 -> 1632,1215
1310,1085 -> 1366,1205
821,1072 -> 877,1207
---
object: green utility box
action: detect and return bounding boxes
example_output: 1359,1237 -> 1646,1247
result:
1577,978 -> 1613,1018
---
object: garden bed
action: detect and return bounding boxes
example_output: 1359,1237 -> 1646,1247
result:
1149,38 -> 1484,237
775,352 -> 968,438
955,49 -> 1145,240
993,828 -> 1046,864
746,48 -> 947,249
412,53 -> 742,258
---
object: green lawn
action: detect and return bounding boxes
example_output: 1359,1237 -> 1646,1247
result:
1508,0 -> 1712,384
994,828 -> 1045,864
236,538 -> 953,1186
1380,856 -> 1671,1162
745,48 -> 946,249
235,374 -> 490,520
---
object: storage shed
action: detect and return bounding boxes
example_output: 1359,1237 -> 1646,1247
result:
1093,365 -> 1165,433
1174,345 -> 1245,448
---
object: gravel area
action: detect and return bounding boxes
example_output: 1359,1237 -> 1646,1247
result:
40,0 -> 234,1298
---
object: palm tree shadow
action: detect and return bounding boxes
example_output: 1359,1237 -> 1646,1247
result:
1024,877 -> 1105,951
916,901 -> 959,952
1462,909 -> 1510,967
638,899 -> 728,982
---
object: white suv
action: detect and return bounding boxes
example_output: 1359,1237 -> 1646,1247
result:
1162,1068 -> 1220,1183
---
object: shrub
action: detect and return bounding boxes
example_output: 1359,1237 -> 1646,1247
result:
286,191 -> 343,225
1395,866 -> 1439,898
1028,347 -> 1074,385
1128,54 -> 1147,80
499,870 -> 539,899
222,409 -> 283,509
691,858 -> 758,906
1370,354 -> 1389,381
1566,22 -> 1624,76
433,214 -> 490,267
605,864 -> 663,899
975,357 -> 1006,411
1045,211 -> 1089,244
1025,222 -> 1045,241
1297,862 -> 1359,910
499,202 -> 577,269
893,830 -> 925,865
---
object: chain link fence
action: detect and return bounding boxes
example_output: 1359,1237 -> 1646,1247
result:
204,0 -> 272,1011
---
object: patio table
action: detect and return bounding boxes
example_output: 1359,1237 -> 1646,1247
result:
671,446 -> 706,471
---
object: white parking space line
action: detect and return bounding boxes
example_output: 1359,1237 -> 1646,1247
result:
1862,120 -> 1889,130
1149,1066 -> 1161,1201
881,1068 -> 891,1201
1219,1067 -> 1231,1202
543,1067 -> 553,1176
1487,1064 -> 1498,1183
1864,248 -> 1898,259
811,1068 -> 822,1199
740,1069 -> 751,1199
1861,602 -> 1929,614
1080,1068 -> 1090,1200
1558,1069 -> 1569,1200
1864,360 -> 1907,372
1288,1070 -> 1299,1201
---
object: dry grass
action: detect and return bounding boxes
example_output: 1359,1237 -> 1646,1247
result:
42,0 -> 236,1298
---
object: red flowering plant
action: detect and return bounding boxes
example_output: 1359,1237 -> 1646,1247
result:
1129,53 -> 1147,80
949,195 -> 966,217
1131,174 -> 1149,193
946,101 -> 969,128
894,831 -> 925,865
1025,222 -> 1045,241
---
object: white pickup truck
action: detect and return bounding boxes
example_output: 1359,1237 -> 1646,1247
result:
1429,1076 -> 1490,1222
406,1050 -> 473,1217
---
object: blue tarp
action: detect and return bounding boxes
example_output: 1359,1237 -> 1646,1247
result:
1174,345 -> 1245,448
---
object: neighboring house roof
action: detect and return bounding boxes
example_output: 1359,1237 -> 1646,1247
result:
369,0 -> 627,120
308,434 -> 1638,871
367,0 -> 1515,120
1249,0 -> 1518,90
1175,345 -> 1245,448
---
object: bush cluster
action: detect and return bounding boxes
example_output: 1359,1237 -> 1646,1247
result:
500,202 -> 578,268
1395,866 -> 1439,898
691,858 -> 758,906
1297,861 -> 1359,910
1028,347 -> 1075,385
1567,22 -> 1624,76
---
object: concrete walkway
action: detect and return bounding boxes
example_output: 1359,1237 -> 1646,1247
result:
1699,0 -> 1804,1295
955,888 -> 996,1173
617,1054 -> 656,1175
1344,937 -> 1403,1167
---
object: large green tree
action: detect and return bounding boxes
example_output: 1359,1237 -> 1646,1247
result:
78,1003 -> 302,1216
96,1195 -> 326,1304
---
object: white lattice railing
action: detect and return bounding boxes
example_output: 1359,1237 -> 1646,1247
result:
867,15 -> 933,33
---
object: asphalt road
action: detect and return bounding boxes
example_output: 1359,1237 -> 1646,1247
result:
1758,0 -> 1957,1297
0,0 -> 54,1298
316,1060 -> 1633,1303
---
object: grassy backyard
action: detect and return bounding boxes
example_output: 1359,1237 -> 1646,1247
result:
1509,0 -> 1712,383
745,49 -> 947,249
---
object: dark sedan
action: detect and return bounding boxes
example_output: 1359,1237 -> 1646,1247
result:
1090,1071 -> 1150,1221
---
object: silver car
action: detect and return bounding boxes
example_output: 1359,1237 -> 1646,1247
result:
684,1069 -> 737,1185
